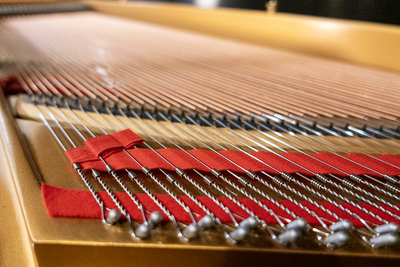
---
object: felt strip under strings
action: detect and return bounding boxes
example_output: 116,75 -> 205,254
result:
57,130 -> 400,226
84,129 -> 143,157
42,184 -> 400,226
66,143 -> 400,177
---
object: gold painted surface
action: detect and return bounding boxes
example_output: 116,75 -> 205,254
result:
87,1 -> 400,73
0,120 -> 36,266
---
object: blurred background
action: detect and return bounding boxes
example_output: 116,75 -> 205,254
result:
139,0 -> 400,25
1,0 -> 400,25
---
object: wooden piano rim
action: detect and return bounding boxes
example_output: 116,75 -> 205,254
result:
1,2 -> 400,266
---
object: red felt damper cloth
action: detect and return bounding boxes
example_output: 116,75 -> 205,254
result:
42,184 -> 400,226
1,76 -> 26,95
84,129 -> 143,157
66,144 -> 400,177
65,129 -> 144,166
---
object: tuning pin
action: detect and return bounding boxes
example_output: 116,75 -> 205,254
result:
239,217 -> 258,231
135,224 -> 152,239
105,209 -> 121,225
375,223 -> 400,235
324,231 -> 350,247
370,233 -> 399,248
182,223 -> 199,240
278,229 -> 302,245
330,220 -> 353,233
197,215 -> 214,230
230,227 -> 250,242
148,211 -> 163,228
286,218 -> 308,232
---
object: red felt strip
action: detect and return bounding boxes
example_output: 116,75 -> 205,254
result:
188,150 -> 244,172
65,145 -> 400,177
83,129 -> 143,157
283,152 -> 344,175
64,129 -> 400,176
219,150 -> 271,173
112,129 -> 144,149
312,153 -> 380,176
248,152 -> 311,175
193,196 -> 232,222
85,135 -> 123,157
65,146 -> 98,165
376,155 -> 400,169
158,149 -> 210,172
346,154 -> 400,176
136,148 -> 194,171
0,76 -> 26,95
42,184 -> 400,226
59,130 -> 400,226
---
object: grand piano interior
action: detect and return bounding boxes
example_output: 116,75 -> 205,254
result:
1,1 -> 400,266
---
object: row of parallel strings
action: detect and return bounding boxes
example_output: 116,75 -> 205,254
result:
1,12 -> 400,248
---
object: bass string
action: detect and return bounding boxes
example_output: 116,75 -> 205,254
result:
2,13 -> 400,121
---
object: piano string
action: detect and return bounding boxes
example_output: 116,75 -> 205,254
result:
1,10 -> 400,253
